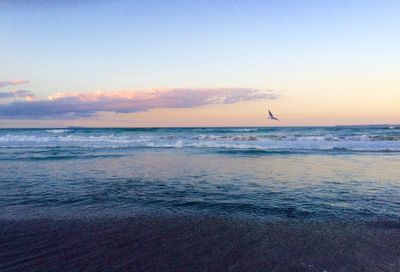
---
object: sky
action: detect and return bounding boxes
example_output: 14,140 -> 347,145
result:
0,0 -> 399,127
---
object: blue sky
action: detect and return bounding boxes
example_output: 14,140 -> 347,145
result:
1,0 -> 399,127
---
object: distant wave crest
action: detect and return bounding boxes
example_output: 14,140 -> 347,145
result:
0,126 -> 399,153
46,129 -> 70,134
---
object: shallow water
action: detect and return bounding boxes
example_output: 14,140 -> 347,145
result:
1,126 -> 400,220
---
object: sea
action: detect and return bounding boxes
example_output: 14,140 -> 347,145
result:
1,125 -> 400,221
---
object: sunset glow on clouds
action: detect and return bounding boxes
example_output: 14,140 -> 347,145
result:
0,90 -> 35,100
0,87 -> 278,119
0,80 -> 35,102
1,1 -> 399,127
0,80 -> 30,88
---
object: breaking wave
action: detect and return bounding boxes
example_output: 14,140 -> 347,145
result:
0,126 -> 399,153
0,136 -> 399,153
46,129 -> 70,134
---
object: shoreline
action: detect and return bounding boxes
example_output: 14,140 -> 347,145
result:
1,215 -> 400,271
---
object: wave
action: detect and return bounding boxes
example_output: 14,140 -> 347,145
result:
1,133 -> 400,143
193,134 -> 400,142
216,147 -> 400,155
0,134 -> 133,143
1,128 -> 400,153
192,135 -> 259,141
262,135 -> 400,142
46,129 -> 70,134
98,139 -> 400,153
229,128 -> 259,132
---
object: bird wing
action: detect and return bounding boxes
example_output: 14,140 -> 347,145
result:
268,109 -> 279,120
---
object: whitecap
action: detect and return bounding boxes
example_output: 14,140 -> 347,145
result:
46,129 -> 70,134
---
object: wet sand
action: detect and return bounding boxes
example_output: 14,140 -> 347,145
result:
1,215 -> 400,272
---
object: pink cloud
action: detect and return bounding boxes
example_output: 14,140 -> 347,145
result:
0,90 -> 36,100
0,88 -> 278,119
0,80 -> 30,88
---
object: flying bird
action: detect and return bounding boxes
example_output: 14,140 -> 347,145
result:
268,109 -> 279,121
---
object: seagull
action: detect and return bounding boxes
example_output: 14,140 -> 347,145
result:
268,109 -> 279,121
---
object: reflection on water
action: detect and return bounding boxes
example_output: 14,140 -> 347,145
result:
1,147 -> 400,220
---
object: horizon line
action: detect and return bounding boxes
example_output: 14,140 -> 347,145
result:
0,124 -> 398,129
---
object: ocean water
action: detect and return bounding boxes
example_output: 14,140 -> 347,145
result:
1,126 -> 400,220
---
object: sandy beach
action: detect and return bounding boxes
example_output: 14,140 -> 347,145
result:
1,215 -> 400,271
